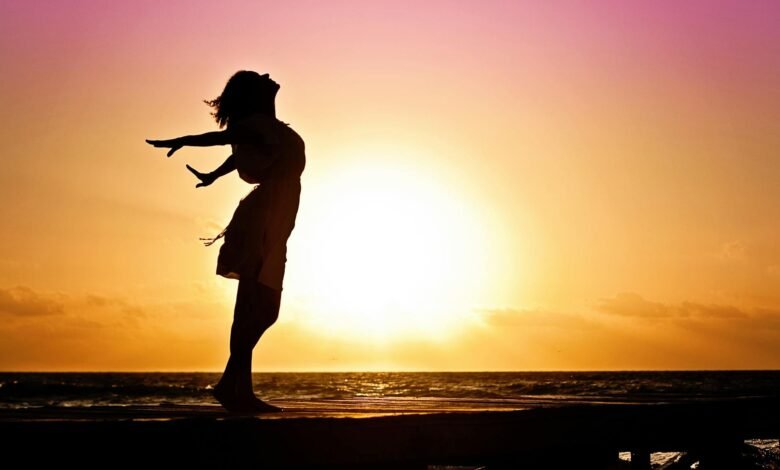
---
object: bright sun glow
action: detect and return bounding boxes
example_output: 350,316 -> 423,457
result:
288,154 -> 496,342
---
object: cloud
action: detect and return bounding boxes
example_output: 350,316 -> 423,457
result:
717,240 -> 748,261
678,301 -> 748,319
473,307 -> 597,330
596,292 -> 779,327
0,284 -> 224,370
596,292 -> 670,318
0,285 -> 67,317
85,293 -> 147,319
0,285 -> 150,331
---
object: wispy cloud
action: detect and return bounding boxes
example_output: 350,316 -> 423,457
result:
473,307 -> 598,330
596,292 -> 777,326
0,286 -> 67,317
84,293 -> 147,320
0,285 -> 149,326
596,293 -> 670,318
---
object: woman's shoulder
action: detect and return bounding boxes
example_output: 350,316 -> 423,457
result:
247,112 -> 297,128
232,112 -> 271,129
229,113 -> 281,143
232,113 -> 302,149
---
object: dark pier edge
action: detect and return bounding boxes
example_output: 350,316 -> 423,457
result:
1,396 -> 778,469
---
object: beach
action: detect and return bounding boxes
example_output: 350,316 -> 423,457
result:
1,398 -> 779,468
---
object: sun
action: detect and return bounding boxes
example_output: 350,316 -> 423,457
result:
286,155 -> 496,342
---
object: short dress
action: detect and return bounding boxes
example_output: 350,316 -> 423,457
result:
201,113 -> 306,291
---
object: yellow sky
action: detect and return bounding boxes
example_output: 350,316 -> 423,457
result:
1,1 -> 779,371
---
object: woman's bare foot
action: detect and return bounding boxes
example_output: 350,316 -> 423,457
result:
213,382 -> 281,413
246,395 -> 282,413
212,382 -> 247,413
233,392 -> 282,413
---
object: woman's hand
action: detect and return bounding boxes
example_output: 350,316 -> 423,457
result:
146,138 -> 183,157
186,164 -> 217,188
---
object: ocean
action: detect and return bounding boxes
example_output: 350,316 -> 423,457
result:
2,370 -> 780,409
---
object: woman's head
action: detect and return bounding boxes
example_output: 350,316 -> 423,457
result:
204,70 -> 280,128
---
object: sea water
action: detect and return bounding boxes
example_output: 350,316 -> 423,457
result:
2,370 -> 780,409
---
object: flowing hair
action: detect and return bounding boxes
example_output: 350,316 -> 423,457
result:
203,70 -> 280,129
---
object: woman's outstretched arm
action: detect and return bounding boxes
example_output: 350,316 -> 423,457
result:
146,130 -> 231,157
179,131 -> 231,147
146,123 -> 268,157
186,154 -> 236,188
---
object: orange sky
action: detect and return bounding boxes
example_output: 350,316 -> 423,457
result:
1,1 -> 779,371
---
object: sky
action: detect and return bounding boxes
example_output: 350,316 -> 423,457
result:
0,0 -> 778,371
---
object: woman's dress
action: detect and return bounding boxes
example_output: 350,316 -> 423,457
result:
202,113 -> 305,291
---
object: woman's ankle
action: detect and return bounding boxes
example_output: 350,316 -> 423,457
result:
214,378 -> 232,390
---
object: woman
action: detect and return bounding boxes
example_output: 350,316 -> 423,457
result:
146,70 -> 306,413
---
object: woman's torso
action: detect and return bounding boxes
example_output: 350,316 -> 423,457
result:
230,113 -> 306,185
230,113 -> 306,246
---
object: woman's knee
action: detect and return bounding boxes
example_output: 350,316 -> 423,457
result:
235,282 -> 279,327
256,282 -> 281,329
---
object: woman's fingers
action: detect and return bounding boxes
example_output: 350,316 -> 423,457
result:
186,164 -> 213,188
186,164 -> 204,178
146,139 -> 169,147
145,139 -> 179,152
147,139 -> 182,158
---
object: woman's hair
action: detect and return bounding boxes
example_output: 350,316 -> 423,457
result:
204,70 -> 278,129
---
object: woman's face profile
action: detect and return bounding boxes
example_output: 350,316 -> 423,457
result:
259,73 -> 280,93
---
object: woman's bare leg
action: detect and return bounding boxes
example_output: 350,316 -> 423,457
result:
214,266 -> 281,412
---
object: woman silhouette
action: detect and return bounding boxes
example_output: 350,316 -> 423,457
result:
146,70 -> 305,412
